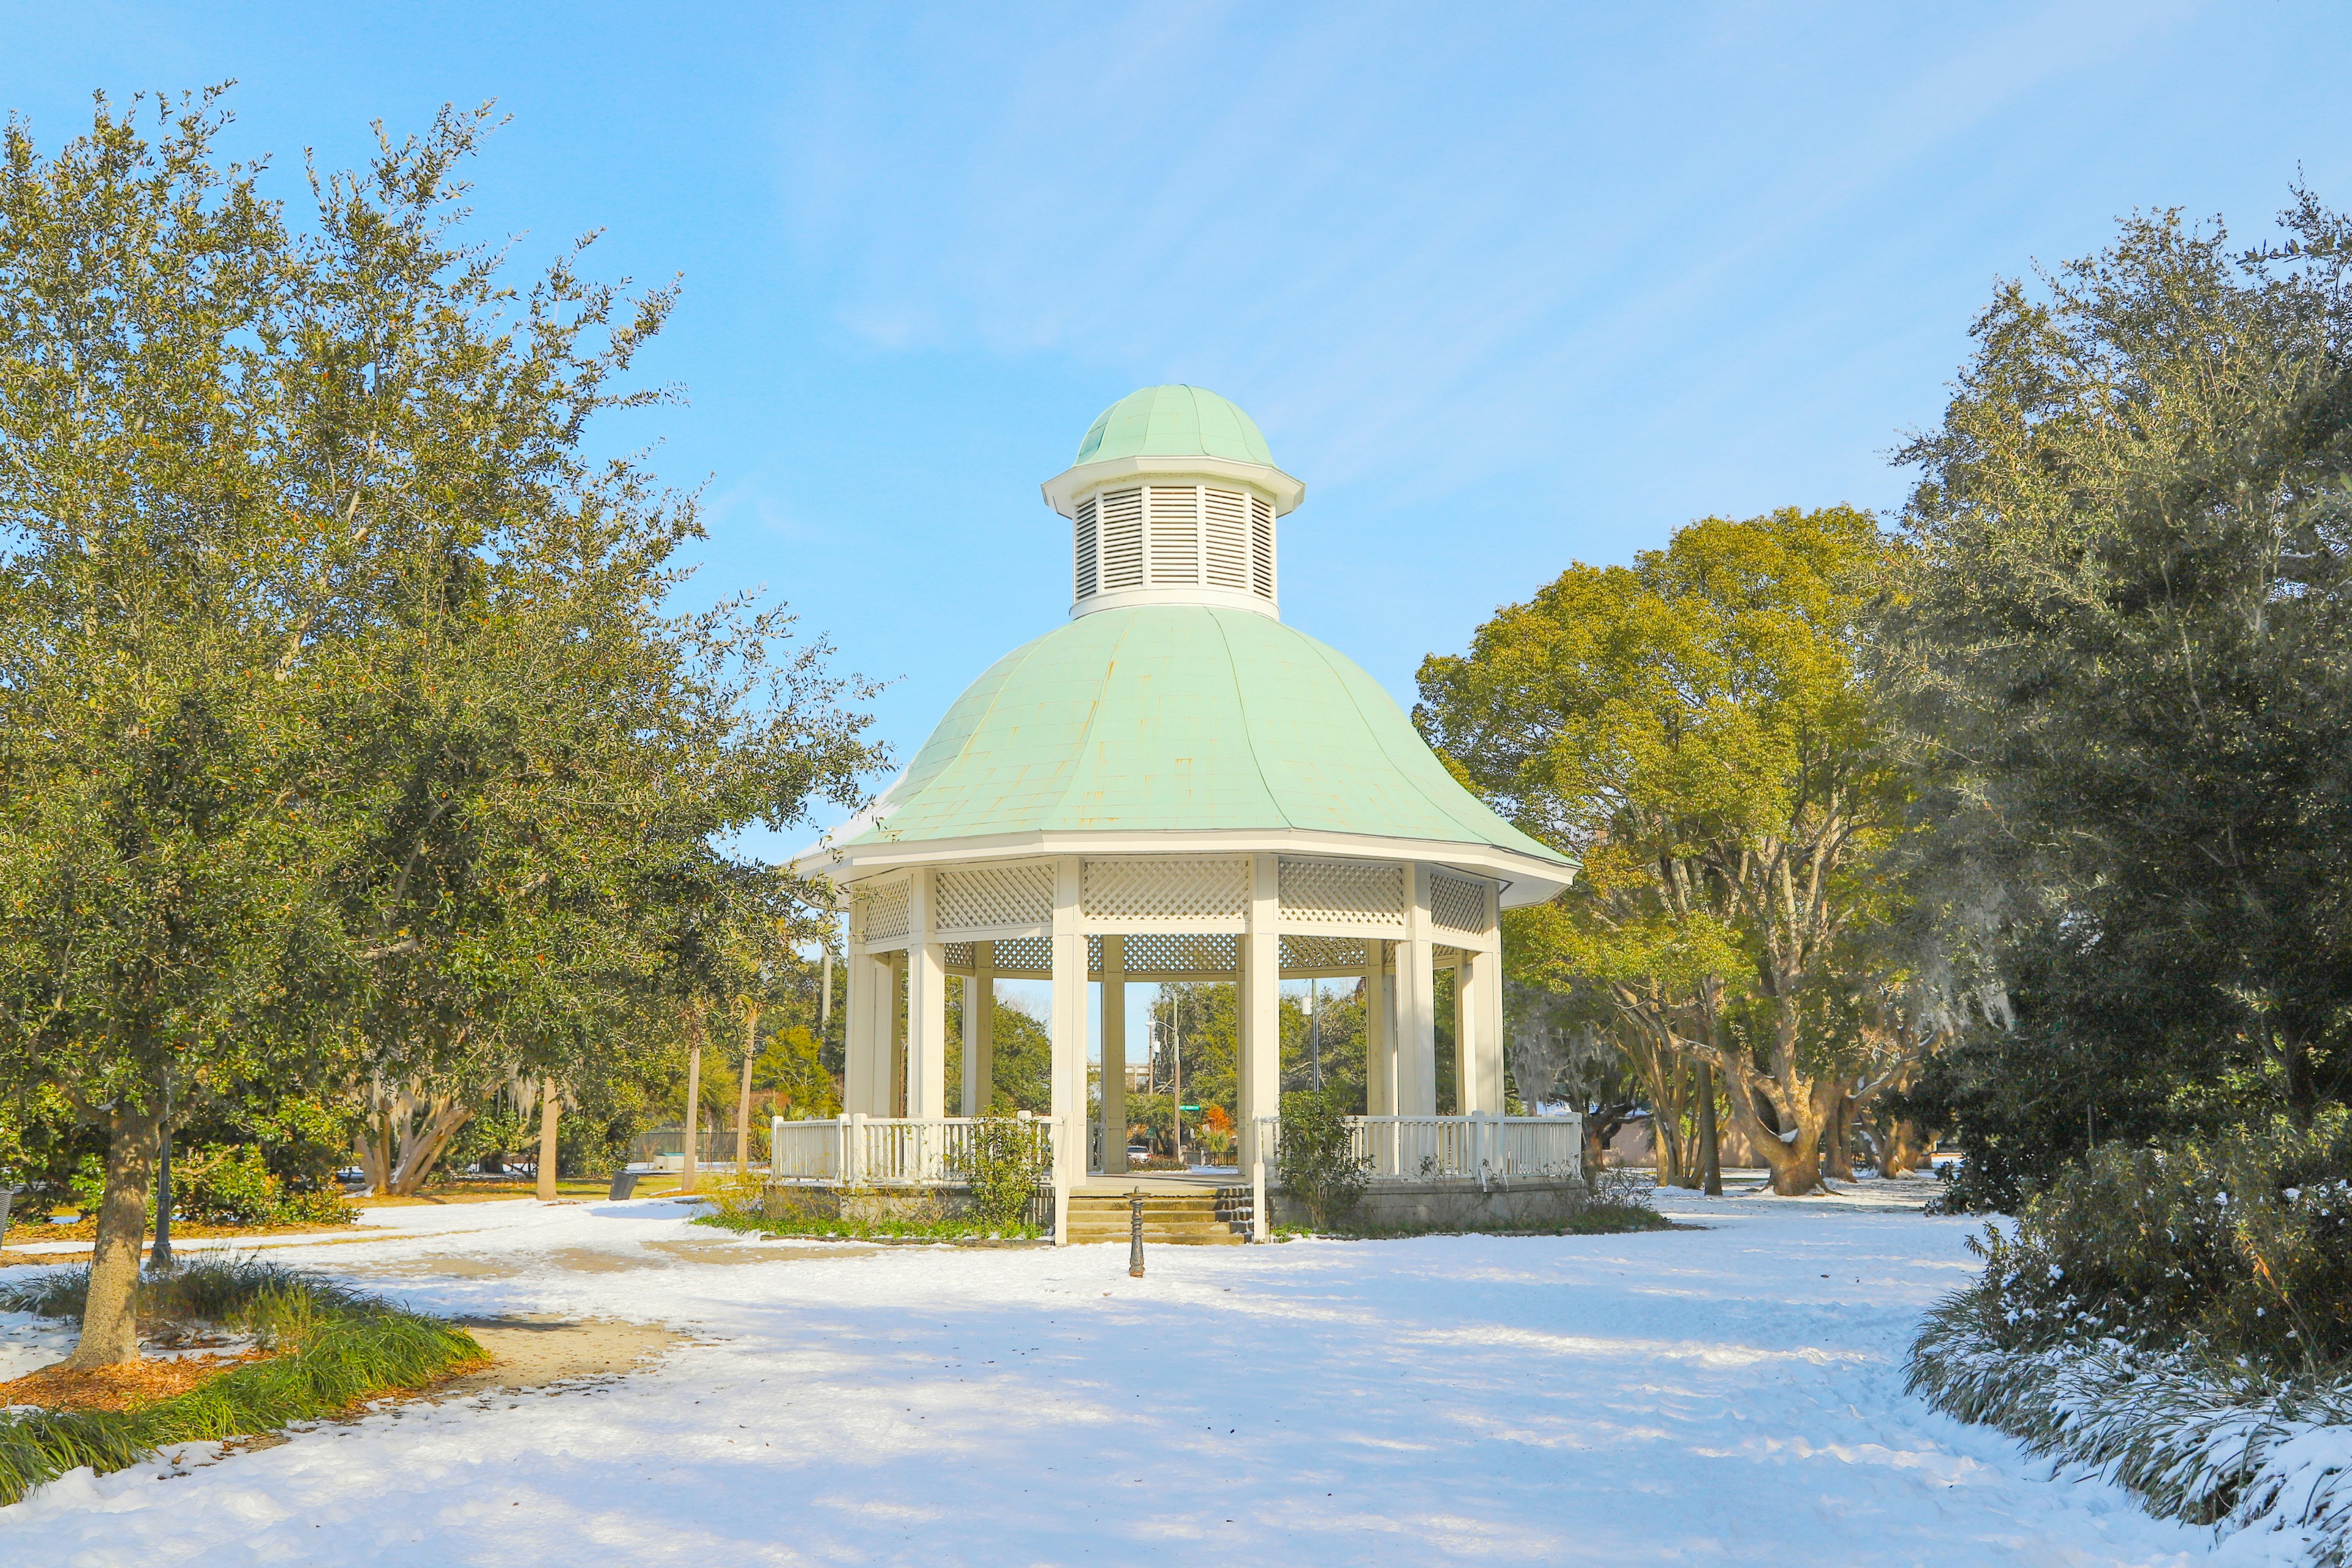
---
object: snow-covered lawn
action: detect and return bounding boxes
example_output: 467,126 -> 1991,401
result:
0,1184 -> 2238,1564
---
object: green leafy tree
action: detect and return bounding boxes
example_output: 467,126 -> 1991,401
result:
0,94 -> 876,1365
1896,198 -> 2352,1204
1420,507 -> 1915,1193
0,92 -> 372,1366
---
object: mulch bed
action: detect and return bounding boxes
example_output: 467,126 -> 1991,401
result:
0,1349 -> 273,1413
1,1218 -> 360,1244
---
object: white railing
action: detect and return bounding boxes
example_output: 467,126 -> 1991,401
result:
1252,1114 -> 1583,1182
769,1113 -> 1059,1187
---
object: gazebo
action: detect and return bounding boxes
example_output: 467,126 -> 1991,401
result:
789,386 -> 1580,1240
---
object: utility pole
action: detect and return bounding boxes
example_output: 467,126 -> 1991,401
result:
1310,979 -> 1322,1092
1170,989 -> 1184,1167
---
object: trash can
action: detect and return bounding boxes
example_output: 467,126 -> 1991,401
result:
607,1170 -> 640,1200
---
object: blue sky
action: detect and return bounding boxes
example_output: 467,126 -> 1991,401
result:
8,2 -> 2350,864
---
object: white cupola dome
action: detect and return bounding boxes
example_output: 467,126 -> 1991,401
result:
1038,385 -> 1305,620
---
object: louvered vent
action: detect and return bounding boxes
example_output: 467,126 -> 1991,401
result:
1204,488 -> 1249,589
1099,488 -> 1144,590
1147,484 -> 1200,586
1249,495 -> 1275,598
1073,496 -> 1098,600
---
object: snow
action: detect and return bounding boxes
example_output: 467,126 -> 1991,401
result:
0,1182 -> 2263,1564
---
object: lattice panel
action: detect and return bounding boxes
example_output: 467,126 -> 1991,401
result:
1281,935 -> 1370,971
1121,932 -> 1238,974
859,880 -> 909,943
979,935 -> 1048,972
942,943 -> 974,968
1081,858 -> 1249,922
1279,857 -> 1405,927
1430,874 -> 1488,934
937,862 -> 1054,932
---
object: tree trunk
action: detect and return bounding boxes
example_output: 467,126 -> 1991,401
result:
1695,1060 -> 1722,1196
681,1015 -> 704,1194
533,1077 -> 560,1200
1877,1117 -> 1931,1177
66,1103 -> 162,1368
1723,1069 -> 1832,1196
736,1005 -> 759,1170
1822,1090 -> 1855,1182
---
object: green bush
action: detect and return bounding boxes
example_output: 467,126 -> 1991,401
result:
1947,1110 -> 2352,1375
1276,1090 -> 1370,1231
174,1145 -> 358,1227
959,1112 -> 1049,1229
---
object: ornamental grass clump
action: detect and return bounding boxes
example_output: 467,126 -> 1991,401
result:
0,1257 -> 481,1506
1909,1112 -> 2352,1562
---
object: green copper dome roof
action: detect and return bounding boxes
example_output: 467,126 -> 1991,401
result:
842,606 -> 1566,867
1074,385 -> 1275,468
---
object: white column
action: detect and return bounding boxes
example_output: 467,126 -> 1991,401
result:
887,952 -> 907,1117
1099,935 -> 1126,1176
905,869 -> 948,1121
1239,853 -> 1281,1168
1466,937 -> 1506,1114
959,975 -> 981,1117
843,935 -> 876,1117
970,940 -> 997,1115
1399,865 -> 1439,1117
1451,958 -> 1474,1115
1363,939 -> 1395,1117
1048,857 -> 1086,1240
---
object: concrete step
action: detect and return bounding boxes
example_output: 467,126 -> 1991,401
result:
1065,1191 -> 1251,1246
1065,1229 -> 1243,1246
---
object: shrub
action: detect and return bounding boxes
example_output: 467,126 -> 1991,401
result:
174,1145 -> 358,1227
177,1145 -> 281,1224
1276,1090 -> 1369,1231
1942,1110 -> 2352,1375
960,1113 -> 1049,1229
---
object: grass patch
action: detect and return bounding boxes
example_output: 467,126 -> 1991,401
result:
692,1207 -> 1043,1243
1273,1205 -> 1684,1240
0,1257 -> 483,1506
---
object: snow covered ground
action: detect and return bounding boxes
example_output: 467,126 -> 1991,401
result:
0,1182 -> 2252,1564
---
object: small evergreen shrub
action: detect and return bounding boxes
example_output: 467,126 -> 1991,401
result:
960,1112 -> 1049,1229
1942,1110 -> 2352,1374
1909,1114 -> 2352,1566
176,1145 -> 358,1227
1276,1090 -> 1370,1231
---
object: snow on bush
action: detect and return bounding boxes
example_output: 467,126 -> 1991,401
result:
1910,1295 -> 2352,1562
1910,1112 -> 2352,1564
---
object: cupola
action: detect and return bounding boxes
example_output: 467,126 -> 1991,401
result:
1038,385 -> 1306,619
